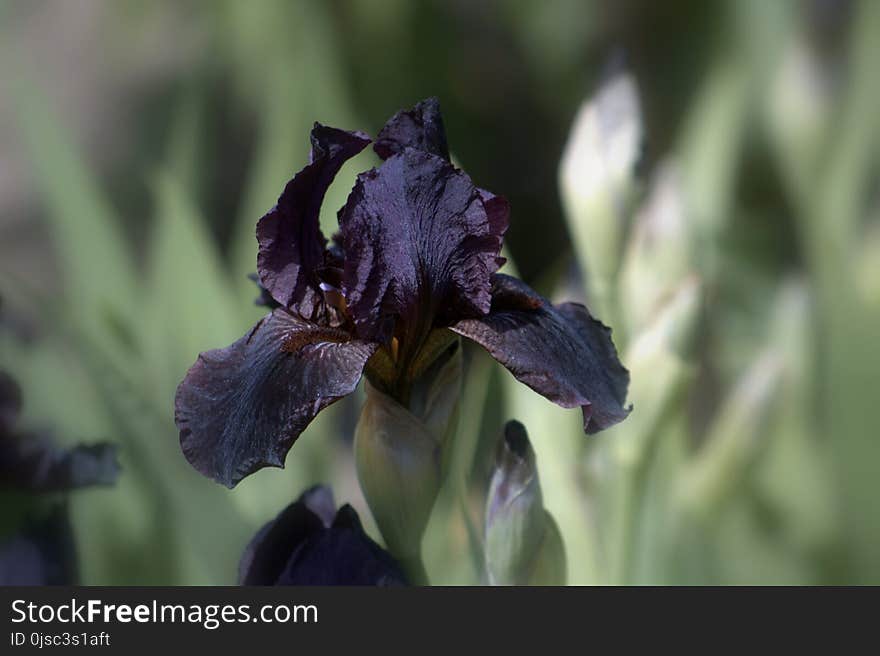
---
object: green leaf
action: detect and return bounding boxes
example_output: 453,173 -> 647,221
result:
143,171 -> 244,406
12,77 -> 138,354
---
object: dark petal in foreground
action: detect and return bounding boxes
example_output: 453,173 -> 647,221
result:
257,125 -> 370,311
0,505 -> 77,585
374,97 -> 450,161
276,505 -> 406,585
0,435 -> 119,492
175,309 -> 377,488
239,486 -> 328,585
240,486 -> 406,586
451,275 -> 630,433
340,149 -> 506,341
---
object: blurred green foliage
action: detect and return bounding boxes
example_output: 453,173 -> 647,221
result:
1,0 -> 878,584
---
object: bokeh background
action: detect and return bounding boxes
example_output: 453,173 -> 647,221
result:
1,0 -> 878,584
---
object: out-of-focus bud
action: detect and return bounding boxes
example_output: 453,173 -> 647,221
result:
765,37 -> 831,190
619,163 -> 691,337
354,340 -> 461,584
678,57 -> 749,273
560,69 -> 643,315
612,277 -> 701,467
676,351 -> 783,521
855,220 -> 880,309
757,280 -> 835,549
485,421 -> 566,585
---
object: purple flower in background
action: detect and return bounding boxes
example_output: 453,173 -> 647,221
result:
175,98 -> 630,488
0,369 -> 120,585
0,370 -> 119,493
0,506 -> 78,586
239,485 -> 406,586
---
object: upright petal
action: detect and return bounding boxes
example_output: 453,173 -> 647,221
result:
239,488 -> 327,585
451,275 -> 630,433
477,189 -> 510,269
340,149 -> 506,343
174,309 -> 376,488
257,125 -> 370,311
240,487 -> 406,586
247,272 -> 281,309
374,97 -> 450,161
275,504 -> 407,586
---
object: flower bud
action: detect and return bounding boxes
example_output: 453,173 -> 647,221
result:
612,276 -> 702,467
855,221 -> 880,309
765,38 -> 830,191
485,421 -> 566,585
619,163 -> 692,336
560,69 -> 643,313
354,339 -> 461,583
757,281 -> 835,549
525,513 -> 567,586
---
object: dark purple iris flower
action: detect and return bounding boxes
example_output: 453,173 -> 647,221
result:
240,485 -> 406,586
175,98 -> 630,488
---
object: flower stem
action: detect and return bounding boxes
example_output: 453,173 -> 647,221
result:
608,464 -> 638,585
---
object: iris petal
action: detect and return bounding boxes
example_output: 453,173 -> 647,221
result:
477,189 -> 510,268
257,125 -> 370,311
174,309 -> 377,488
247,272 -> 281,309
240,487 -> 406,586
451,274 -> 630,433
275,504 -> 407,586
340,149 -> 506,342
374,97 -> 450,161
239,489 -> 326,585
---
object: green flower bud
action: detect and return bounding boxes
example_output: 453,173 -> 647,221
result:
765,38 -> 830,192
675,55 -> 749,281
485,421 -> 566,585
524,512 -> 567,586
612,276 -> 702,467
354,339 -> 461,583
761,280 -> 835,548
855,221 -> 880,309
560,70 -> 643,314
619,163 -> 692,336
